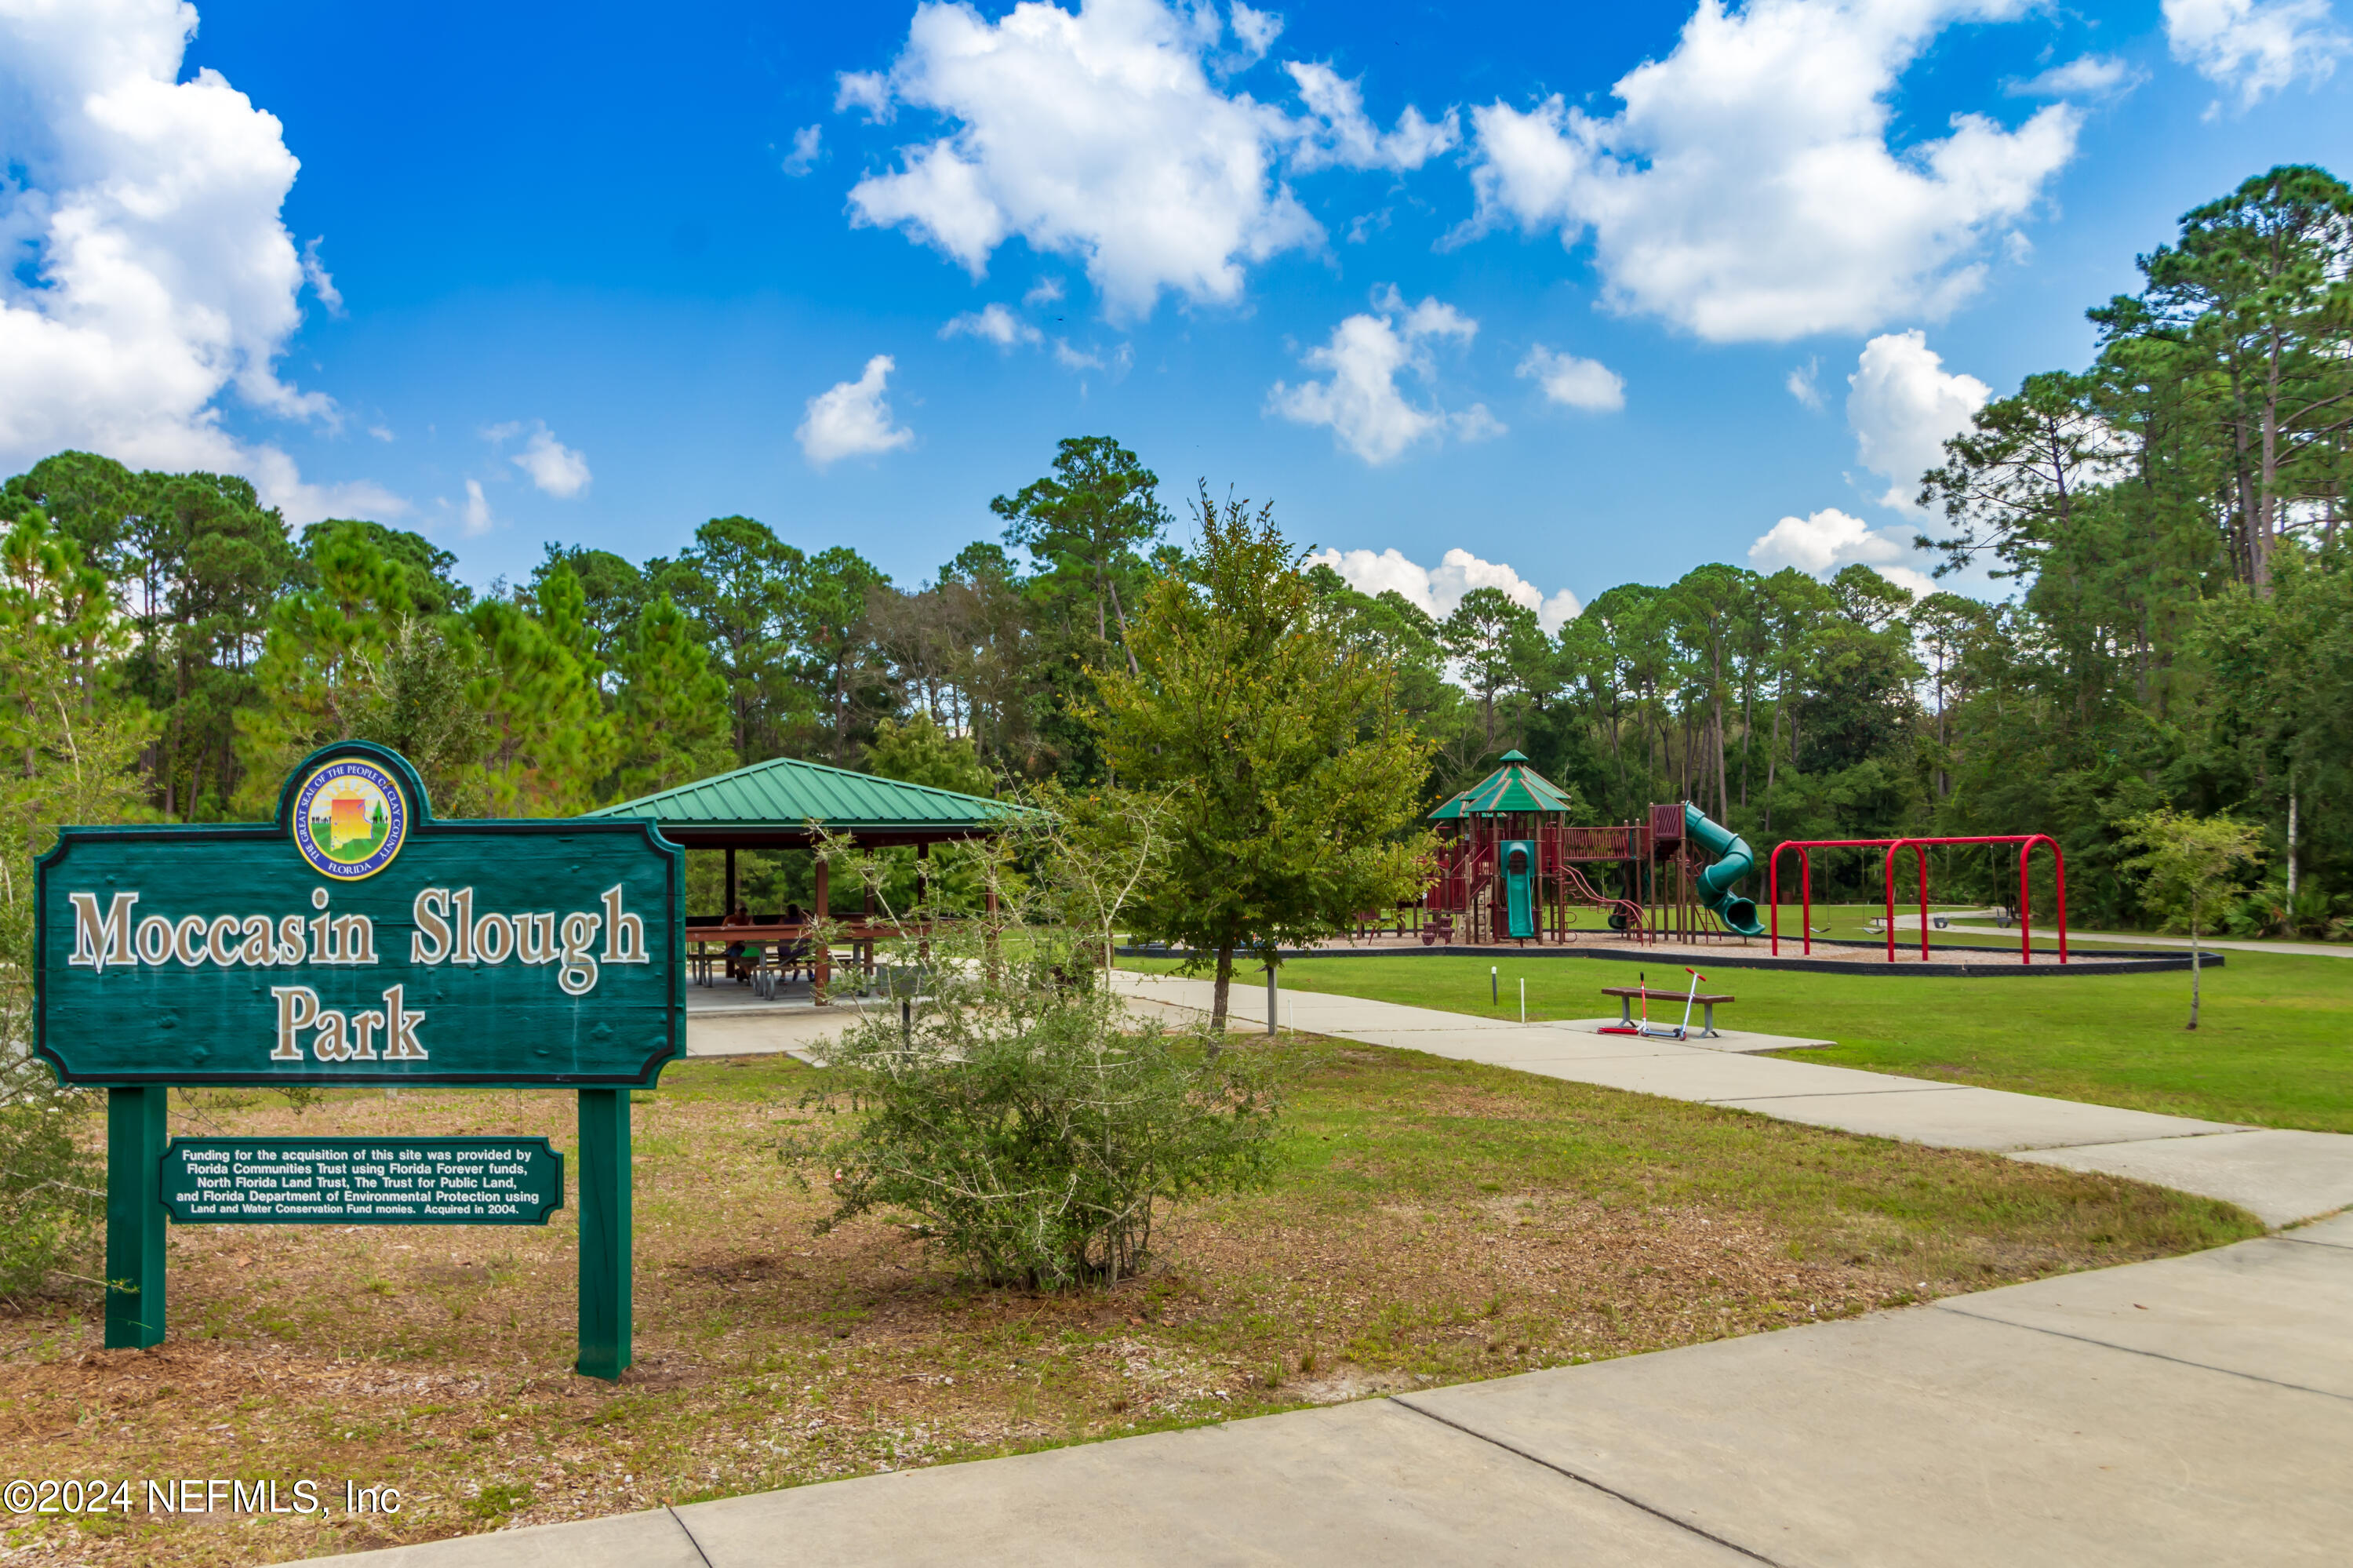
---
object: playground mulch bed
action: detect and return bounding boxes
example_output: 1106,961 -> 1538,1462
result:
1179,934 -> 2202,977
1300,933 -> 2070,962
0,1044 -> 2256,1566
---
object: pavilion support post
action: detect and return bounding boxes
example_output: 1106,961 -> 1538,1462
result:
813,856 -> 831,1006
723,847 -> 736,914
916,842 -> 930,962
863,882 -> 875,980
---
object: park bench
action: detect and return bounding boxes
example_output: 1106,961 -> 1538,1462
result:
1601,984 -> 1732,1038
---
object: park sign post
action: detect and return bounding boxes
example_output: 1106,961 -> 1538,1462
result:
35,740 -> 683,1379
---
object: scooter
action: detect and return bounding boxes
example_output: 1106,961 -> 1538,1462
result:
1598,966 -> 1707,1041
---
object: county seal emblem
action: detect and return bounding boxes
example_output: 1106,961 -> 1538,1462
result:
293,759 -> 409,880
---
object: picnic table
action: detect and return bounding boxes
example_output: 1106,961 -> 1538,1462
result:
1601,984 -> 1733,1038
687,921 -> 915,997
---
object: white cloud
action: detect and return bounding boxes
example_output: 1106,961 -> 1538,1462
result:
781,124 -> 823,176
846,0 -> 1319,320
1787,357 -> 1824,409
246,448 -> 405,524
796,355 -> 916,467
1309,544 -> 1581,632
1459,0 -> 2080,342
839,0 -> 1456,322
1747,505 -> 1934,595
300,236 -> 343,315
1229,2 -> 1283,64
484,419 -> 591,498
1846,329 -> 1989,510
1516,344 -> 1626,412
1053,338 -> 1132,373
1282,60 -> 1458,172
1748,506 -> 1895,573
1024,276 -> 1066,307
2164,0 -> 2348,105
940,301 -> 1123,375
940,302 -> 1042,347
835,70 -> 893,121
0,0 -> 398,524
462,478 -> 493,537
1270,288 -> 1498,464
507,423 -> 591,498
2006,53 -> 2142,97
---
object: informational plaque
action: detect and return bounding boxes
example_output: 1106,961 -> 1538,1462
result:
159,1137 -> 563,1225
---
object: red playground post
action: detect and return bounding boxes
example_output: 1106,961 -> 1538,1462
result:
1767,835 -> 2067,965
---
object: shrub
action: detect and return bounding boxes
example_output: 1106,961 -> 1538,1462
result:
793,786 -> 1282,1290
0,870 -> 106,1303
0,1100 -> 103,1302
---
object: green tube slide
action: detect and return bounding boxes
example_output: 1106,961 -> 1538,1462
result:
1502,841 -> 1536,939
1683,802 -> 1766,937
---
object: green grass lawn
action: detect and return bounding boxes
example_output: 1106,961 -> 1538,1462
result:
1124,948 -> 2353,1133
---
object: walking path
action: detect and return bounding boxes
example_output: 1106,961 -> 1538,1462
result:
292,968 -> 2353,1566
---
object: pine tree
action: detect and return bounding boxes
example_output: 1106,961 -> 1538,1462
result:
612,595 -> 734,798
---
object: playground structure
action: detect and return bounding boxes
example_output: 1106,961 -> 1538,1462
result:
1420,752 -> 1766,946
1405,752 -> 2077,966
1768,835 -> 2069,966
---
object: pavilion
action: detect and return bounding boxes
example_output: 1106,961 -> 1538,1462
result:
586,755 -> 1024,995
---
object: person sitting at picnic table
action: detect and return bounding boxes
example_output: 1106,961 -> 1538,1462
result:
776,902 -> 814,983
722,902 -> 758,982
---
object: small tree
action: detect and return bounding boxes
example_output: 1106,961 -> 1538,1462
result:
1091,488 -> 1434,1028
795,787 -> 1280,1289
2119,809 -> 2264,1029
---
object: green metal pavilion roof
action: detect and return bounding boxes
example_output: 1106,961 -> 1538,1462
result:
1431,750 -> 1575,820
587,755 -> 1024,846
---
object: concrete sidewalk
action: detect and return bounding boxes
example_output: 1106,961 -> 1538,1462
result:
1111,969 -> 2353,1227
296,1215 -> 2353,1567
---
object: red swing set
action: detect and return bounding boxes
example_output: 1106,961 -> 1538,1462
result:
1766,835 -> 2069,965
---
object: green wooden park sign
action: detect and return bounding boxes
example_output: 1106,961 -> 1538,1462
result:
38,741 -> 682,1379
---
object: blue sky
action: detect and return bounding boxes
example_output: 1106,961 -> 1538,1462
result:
3,0 -> 2348,622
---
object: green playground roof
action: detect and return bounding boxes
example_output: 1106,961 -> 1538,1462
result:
587,755 -> 1025,846
1431,750 -> 1575,819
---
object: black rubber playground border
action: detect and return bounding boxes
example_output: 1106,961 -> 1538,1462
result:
1115,940 -> 2222,978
